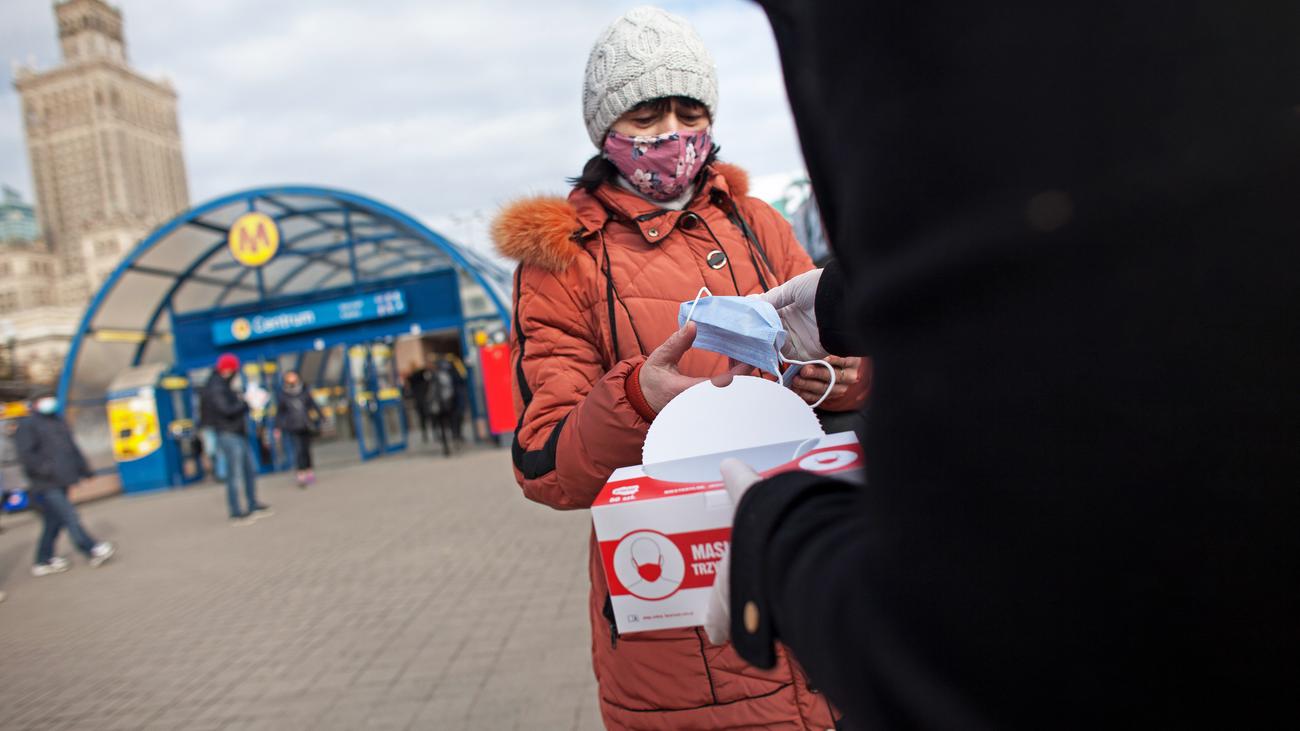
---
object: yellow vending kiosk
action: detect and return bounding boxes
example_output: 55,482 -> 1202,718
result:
107,364 -> 202,493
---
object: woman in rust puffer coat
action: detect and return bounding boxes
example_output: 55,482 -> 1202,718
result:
492,7 -> 868,729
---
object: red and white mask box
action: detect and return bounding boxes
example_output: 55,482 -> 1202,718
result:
592,376 -> 866,634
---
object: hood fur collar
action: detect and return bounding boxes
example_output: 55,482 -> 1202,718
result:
492,163 -> 751,272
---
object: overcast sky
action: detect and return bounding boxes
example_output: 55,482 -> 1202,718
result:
0,0 -> 805,248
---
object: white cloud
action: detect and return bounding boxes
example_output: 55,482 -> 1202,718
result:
1,0 -> 804,238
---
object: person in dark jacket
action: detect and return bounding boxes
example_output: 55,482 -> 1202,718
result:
405,353 -> 437,444
15,392 -> 116,576
429,357 -> 462,456
702,2 -> 1300,729
199,353 -> 270,524
275,370 -> 322,488
442,354 -> 469,445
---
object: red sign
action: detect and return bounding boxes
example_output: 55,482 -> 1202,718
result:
479,343 -> 515,434
599,527 -> 732,599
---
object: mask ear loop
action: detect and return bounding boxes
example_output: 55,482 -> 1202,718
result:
778,352 -> 836,408
683,287 -> 713,324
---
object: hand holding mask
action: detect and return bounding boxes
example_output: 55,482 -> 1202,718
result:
678,288 -> 837,407
755,268 -> 827,362
638,323 -> 753,413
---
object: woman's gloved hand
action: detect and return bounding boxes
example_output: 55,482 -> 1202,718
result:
704,458 -> 763,645
757,268 -> 827,362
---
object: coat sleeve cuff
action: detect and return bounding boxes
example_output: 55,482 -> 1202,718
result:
728,470 -> 843,669
815,258 -> 867,357
624,362 -> 658,423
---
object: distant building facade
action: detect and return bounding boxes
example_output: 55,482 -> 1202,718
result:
3,0 -> 190,385
0,185 -> 41,241
0,187 -> 66,385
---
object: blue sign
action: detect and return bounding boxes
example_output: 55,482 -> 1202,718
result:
212,289 -> 407,346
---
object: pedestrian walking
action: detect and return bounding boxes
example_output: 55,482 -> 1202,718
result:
443,354 -> 469,445
405,353 -> 437,444
14,392 -> 115,575
490,7 -> 867,728
198,353 -> 271,524
427,359 -> 457,457
275,370 -> 322,487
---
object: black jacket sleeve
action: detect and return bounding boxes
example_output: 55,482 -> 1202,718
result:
812,260 -> 864,357
13,420 -> 46,481
729,471 -> 863,671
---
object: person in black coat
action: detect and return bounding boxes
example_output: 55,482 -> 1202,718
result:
705,2 -> 1300,728
198,353 -> 270,522
425,358 -> 464,458
15,392 -> 116,575
405,354 -> 437,444
275,370 -> 322,488
443,354 -> 469,445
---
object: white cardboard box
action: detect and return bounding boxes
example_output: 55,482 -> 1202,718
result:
591,376 -> 865,634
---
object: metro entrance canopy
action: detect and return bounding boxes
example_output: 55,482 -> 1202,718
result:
58,186 -> 512,405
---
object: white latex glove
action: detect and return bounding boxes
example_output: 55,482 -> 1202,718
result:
704,458 -> 763,645
756,268 -> 827,361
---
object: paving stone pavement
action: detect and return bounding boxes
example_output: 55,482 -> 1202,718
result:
0,443 -> 603,730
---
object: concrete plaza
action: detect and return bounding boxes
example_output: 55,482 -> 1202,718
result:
0,443 -> 602,730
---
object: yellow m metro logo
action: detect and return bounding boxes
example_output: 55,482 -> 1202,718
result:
231,317 -> 252,341
227,212 -> 280,267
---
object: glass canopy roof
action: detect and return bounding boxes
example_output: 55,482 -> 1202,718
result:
59,186 -> 512,402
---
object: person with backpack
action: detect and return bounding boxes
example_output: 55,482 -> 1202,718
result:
275,370 -> 322,487
14,391 -> 116,576
443,353 -> 470,445
405,353 -> 437,444
490,6 -> 867,728
427,358 -> 458,457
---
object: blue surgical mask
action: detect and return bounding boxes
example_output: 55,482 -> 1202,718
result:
35,397 -> 58,415
679,290 -> 786,376
678,288 -> 838,407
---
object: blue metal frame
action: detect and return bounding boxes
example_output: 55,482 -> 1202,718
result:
59,185 -> 512,408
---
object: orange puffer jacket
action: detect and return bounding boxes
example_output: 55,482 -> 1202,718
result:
494,164 -> 859,730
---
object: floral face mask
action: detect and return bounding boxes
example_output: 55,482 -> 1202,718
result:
603,127 -> 712,201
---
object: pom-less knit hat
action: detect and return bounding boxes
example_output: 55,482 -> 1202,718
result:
582,6 -> 718,148
216,353 -> 240,373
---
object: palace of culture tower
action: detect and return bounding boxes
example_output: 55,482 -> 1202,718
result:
2,0 -> 190,384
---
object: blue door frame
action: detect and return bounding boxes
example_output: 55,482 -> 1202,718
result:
344,343 -> 384,460
368,341 -> 409,455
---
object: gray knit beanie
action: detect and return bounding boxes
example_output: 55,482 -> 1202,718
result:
582,6 -> 718,148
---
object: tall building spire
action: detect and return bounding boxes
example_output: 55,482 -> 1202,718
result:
56,0 -> 127,64
12,0 -> 189,301
3,0 -> 190,385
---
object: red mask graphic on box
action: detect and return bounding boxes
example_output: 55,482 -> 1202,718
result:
631,538 -> 665,582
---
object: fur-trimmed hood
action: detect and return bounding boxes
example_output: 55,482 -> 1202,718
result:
492,162 -> 751,272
